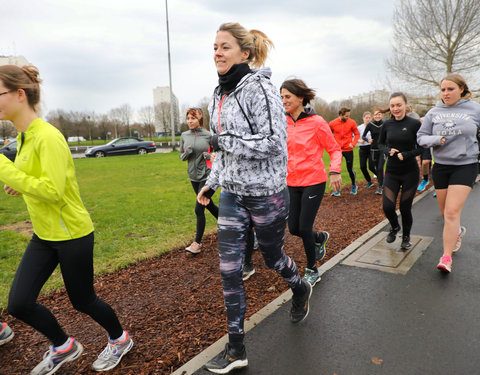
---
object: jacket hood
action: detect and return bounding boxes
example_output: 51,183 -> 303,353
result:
435,98 -> 470,108
236,67 -> 272,89
251,67 -> 272,79
286,107 -> 317,121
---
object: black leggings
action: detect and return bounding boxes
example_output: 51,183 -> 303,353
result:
359,146 -> 374,182
342,151 -> 356,186
371,149 -> 386,186
8,232 -> 123,347
191,180 -> 219,243
288,183 -> 326,270
382,163 -> 419,237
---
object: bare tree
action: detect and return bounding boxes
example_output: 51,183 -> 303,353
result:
138,106 -> 156,139
108,107 -> 123,138
117,104 -> 132,137
95,114 -> 115,140
0,121 -> 16,142
386,0 -> 480,88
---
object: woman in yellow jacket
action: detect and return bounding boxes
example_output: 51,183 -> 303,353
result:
0,65 -> 132,375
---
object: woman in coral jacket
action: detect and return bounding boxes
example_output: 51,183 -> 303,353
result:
280,79 -> 342,287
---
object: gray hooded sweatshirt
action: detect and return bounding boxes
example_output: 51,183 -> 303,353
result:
206,67 -> 287,197
417,99 -> 480,165
180,127 -> 212,182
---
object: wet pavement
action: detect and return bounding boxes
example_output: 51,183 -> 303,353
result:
176,184 -> 480,375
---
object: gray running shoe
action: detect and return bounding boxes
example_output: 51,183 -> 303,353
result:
242,263 -> 255,281
314,231 -> 329,260
386,226 -> 400,243
0,323 -> 14,346
302,268 -> 321,287
375,186 -> 383,195
400,236 -> 412,250
92,333 -> 133,372
31,338 -> 83,375
290,280 -> 312,323
205,343 -> 248,374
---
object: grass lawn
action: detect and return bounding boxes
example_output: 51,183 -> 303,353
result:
0,148 -> 369,309
0,151 -> 218,308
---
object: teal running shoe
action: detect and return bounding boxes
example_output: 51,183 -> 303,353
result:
417,179 -> 429,191
302,268 -> 321,287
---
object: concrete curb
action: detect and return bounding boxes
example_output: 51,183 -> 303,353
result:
172,186 -> 434,375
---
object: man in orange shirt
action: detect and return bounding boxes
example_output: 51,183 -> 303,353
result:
329,107 -> 360,196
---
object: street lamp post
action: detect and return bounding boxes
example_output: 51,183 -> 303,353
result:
165,0 -> 176,150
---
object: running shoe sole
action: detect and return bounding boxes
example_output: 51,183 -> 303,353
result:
437,263 -> 451,273
185,249 -> 201,254
437,257 -> 452,273
206,359 -> 249,374
303,275 -> 321,287
0,330 -> 14,346
299,283 -> 313,322
242,268 -> 255,281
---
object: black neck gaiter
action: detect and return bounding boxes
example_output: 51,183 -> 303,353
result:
218,63 -> 252,94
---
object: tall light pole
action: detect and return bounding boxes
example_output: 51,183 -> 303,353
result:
165,0 -> 176,150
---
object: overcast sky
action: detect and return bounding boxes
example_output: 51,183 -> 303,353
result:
1,0 -> 395,117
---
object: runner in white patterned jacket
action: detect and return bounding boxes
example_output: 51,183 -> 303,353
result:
197,22 -> 311,375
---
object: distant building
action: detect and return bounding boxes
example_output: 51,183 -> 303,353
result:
153,86 -> 180,136
0,55 -> 30,67
349,90 -> 390,106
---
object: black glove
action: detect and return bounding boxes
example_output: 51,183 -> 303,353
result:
210,134 -> 220,151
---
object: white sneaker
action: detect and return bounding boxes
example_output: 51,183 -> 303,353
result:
31,338 -> 83,375
453,226 -> 466,253
185,241 -> 202,254
92,332 -> 133,372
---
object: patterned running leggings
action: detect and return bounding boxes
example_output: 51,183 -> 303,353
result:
218,188 -> 305,345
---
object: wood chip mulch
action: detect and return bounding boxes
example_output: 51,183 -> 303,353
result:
0,184 -> 389,374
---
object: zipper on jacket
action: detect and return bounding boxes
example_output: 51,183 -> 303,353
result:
18,132 -> 25,155
218,94 -> 226,132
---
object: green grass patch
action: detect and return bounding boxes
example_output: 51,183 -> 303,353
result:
0,152 -> 218,308
0,148 -> 369,309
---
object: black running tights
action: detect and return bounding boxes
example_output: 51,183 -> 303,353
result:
8,232 -> 124,347
288,183 -> 326,269
371,149 -> 385,186
342,151 -> 356,186
191,180 -> 219,243
359,146 -> 374,183
382,166 -> 419,237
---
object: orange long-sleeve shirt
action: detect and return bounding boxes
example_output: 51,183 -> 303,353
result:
328,117 -> 359,151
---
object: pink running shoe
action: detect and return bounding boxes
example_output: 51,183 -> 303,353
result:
453,226 -> 466,253
437,255 -> 452,273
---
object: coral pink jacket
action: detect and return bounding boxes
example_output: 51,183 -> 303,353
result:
287,109 -> 342,187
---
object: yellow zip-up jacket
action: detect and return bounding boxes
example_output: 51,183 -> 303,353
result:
0,118 -> 93,241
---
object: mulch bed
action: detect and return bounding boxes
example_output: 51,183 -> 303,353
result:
0,184 -> 390,374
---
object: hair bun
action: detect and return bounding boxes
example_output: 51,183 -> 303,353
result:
21,65 -> 42,84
